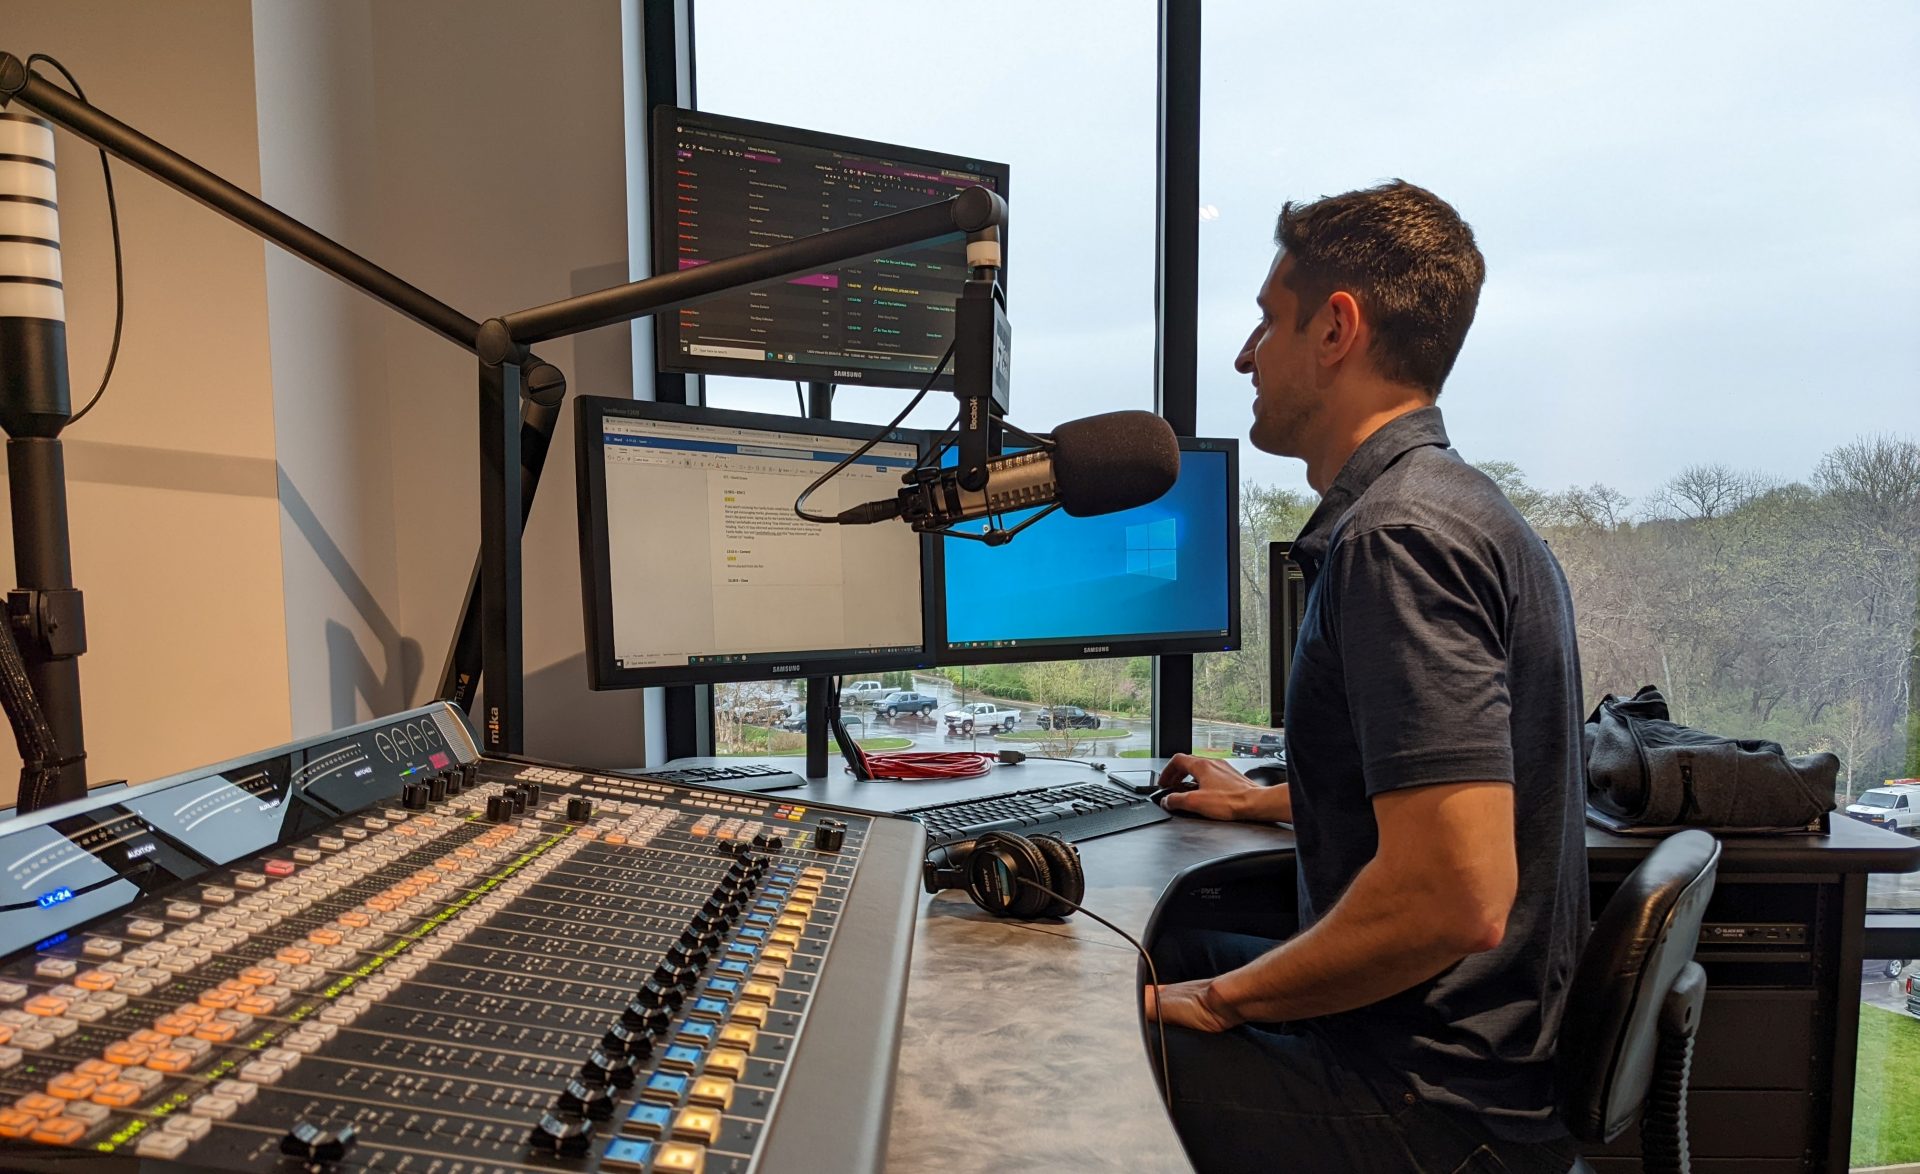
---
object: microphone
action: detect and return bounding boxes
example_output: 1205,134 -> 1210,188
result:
835,410 -> 1181,533
0,107 -> 72,438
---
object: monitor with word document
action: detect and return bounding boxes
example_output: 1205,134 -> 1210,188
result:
935,436 -> 1241,665
650,106 -> 1009,391
575,397 -> 937,688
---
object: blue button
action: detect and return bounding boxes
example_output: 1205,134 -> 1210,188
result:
717,959 -> 751,976
643,1072 -> 688,1101
601,1138 -> 654,1170
774,865 -> 799,877
763,885 -> 792,899
691,996 -> 729,1019
738,927 -> 768,942
706,978 -> 740,997
623,1103 -> 672,1137
746,913 -> 775,927
663,1043 -> 704,1069
677,1020 -> 717,1043
755,899 -> 783,913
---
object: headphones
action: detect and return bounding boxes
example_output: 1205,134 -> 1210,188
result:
921,831 -> 1086,920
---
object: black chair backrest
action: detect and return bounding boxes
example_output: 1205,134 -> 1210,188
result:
1556,829 -> 1722,1144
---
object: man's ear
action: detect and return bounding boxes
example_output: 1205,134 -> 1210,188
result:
1318,290 -> 1364,367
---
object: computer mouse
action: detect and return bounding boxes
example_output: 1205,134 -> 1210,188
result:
1244,763 -> 1288,787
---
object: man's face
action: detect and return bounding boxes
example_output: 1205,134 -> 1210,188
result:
1235,253 -> 1320,457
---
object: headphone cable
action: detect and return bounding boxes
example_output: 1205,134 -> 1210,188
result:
1016,878 -> 1173,1112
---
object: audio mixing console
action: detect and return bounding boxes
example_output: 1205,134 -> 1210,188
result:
0,703 -> 923,1173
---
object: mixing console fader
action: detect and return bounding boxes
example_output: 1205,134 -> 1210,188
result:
0,704 -> 923,1173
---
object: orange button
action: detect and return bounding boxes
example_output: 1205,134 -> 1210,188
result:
307,930 -> 342,947
195,990 -> 238,1010
238,967 -> 277,986
366,898 -> 397,912
144,1048 -> 192,1073
103,1041 -> 152,1066
89,1081 -> 141,1109
46,1074 -> 97,1100
129,1030 -> 172,1048
218,979 -> 252,995
150,1016 -> 193,1037
0,1025 -> 13,1046
0,1109 -> 33,1138
604,833 -> 628,845
276,947 -> 312,965
74,971 -> 116,992
235,996 -> 277,1017
74,1060 -> 120,1081
29,1115 -> 88,1145
191,1021 -> 236,1043
14,1093 -> 64,1119
177,1004 -> 215,1023
337,912 -> 370,928
23,995 -> 68,1017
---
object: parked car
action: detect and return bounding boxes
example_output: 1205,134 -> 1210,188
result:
1037,706 -> 1100,730
1844,786 -> 1920,835
723,698 -> 796,726
944,702 -> 1021,735
1231,731 -> 1287,758
839,681 -> 889,706
1865,958 -> 1910,981
1907,974 -> 1920,1020
872,690 -> 938,718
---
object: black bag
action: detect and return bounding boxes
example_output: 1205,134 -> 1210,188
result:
1584,685 -> 1837,832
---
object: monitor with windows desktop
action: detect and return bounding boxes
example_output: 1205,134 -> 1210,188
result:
575,396 -> 1240,688
651,106 -> 1009,391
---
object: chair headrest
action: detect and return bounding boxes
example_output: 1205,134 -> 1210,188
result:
1556,829 -> 1721,1143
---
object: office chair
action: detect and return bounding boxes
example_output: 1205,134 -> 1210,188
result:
1137,830 -> 1722,1173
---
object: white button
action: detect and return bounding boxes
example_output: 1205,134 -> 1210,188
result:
238,1060 -> 284,1084
40,1016 -> 79,1038
260,1047 -> 301,1069
82,937 -> 122,958
0,1046 -> 20,1071
135,1133 -> 190,1159
64,1099 -> 110,1127
0,982 -> 24,1003
165,902 -> 202,921
66,1002 -> 108,1022
84,991 -> 128,1012
162,1113 -> 211,1138
233,873 -> 267,889
212,1079 -> 258,1104
121,1066 -> 164,1091
189,1094 -> 238,1119
34,958 -> 77,979
201,886 -> 236,905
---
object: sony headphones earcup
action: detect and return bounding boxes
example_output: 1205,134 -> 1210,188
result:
1027,833 -> 1084,919
964,831 -> 1055,920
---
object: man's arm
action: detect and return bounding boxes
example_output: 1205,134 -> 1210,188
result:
1155,753 -> 1293,822
1146,780 -> 1516,1029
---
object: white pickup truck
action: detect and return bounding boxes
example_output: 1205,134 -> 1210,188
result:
944,702 -> 1021,735
839,681 -> 889,706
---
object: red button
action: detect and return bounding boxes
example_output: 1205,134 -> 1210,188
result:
263,860 -> 296,877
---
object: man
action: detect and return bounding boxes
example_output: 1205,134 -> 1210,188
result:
1144,182 -> 1587,1173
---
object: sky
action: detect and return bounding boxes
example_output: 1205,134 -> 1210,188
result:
695,0 -> 1918,503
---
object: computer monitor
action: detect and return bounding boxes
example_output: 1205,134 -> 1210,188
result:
934,436 -> 1241,665
575,397 -> 935,688
650,106 -> 1009,391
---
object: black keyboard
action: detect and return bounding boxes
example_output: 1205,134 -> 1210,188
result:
900,780 -> 1170,847
635,762 -> 810,792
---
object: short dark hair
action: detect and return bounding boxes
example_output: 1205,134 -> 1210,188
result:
1275,181 -> 1485,395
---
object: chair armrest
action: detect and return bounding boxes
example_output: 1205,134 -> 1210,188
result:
1138,848 -> 1299,982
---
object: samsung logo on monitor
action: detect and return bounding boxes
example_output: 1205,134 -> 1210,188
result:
1082,645 -> 1111,654
832,370 -> 866,380
769,664 -> 801,674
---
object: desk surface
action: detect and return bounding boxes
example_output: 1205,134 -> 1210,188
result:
665,755 -> 1920,1172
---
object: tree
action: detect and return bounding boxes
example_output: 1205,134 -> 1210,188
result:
1653,463 -> 1770,521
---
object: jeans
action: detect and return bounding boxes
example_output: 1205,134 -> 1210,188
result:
1148,928 -> 1581,1174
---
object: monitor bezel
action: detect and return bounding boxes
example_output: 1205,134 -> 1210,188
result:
574,395 -> 940,690
648,105 -> 1010,393
930,435 -> 1242,668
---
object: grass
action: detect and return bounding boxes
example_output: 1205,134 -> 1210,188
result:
1118,747 -> 1234,759
1852,1004 -> 1920,1168
994,727 -> 1131,743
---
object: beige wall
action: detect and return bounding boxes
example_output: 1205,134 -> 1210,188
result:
0,0 -> 647,805
0,1 -> 292,803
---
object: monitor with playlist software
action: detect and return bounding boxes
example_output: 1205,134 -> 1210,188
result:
575,397 -> 936,689
650,107 -> 1008,391
935,436 -> 1240,665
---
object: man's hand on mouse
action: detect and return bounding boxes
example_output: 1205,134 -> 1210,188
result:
1155,753 -> 1293,823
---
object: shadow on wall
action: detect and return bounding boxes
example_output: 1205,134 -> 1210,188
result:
276,466 -> 420,726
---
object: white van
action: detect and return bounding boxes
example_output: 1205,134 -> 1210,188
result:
1845,786 -> 1920,834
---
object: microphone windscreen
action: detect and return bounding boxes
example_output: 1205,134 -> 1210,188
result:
1049,410 -> 1180,517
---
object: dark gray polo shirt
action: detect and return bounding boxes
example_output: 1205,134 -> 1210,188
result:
1284,406 -> 1588,1139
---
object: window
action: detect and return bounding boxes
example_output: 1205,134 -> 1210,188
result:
694,0 -> 1161,757
1195,4 -> 1918,1164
